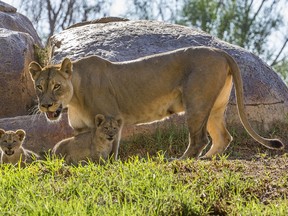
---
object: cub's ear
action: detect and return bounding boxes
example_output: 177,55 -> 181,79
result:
95,114 -> 105,127
0,129 -> 5,138
116,117 -> 123,127
15,129 -> 26,141
60,58 -> 73,79
29,61 -> 42,81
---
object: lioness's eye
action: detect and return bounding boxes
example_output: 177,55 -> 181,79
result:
54,84 -> 61,90
36,85 -> 43,91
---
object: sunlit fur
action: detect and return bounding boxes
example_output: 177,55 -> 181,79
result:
0,129 -> 39,166
52,114 -> 122,165
29,47 -> 284,159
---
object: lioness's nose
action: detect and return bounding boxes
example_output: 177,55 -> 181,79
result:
41,103 -> 53,109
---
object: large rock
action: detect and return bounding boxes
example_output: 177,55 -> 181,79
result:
0,28 -> 37,118
0,1 -> 16,12
49,19 -> 288,131
0,1 -> 42,46
0,1 -> 42,118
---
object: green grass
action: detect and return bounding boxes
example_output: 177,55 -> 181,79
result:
1,124 -> 288,215
0,154 -> 288,215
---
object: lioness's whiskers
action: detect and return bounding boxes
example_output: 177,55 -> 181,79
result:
28,105 -> 40,116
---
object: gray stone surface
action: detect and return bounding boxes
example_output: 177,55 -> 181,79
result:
0,1 -> 16,12
49,19 -> 288,130
0,28 -> 37,118
0,0 -> 42,46
0,1 -> 42,118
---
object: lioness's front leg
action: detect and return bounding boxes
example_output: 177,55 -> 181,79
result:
110,138 -> 120,160
110,126 -> 123,160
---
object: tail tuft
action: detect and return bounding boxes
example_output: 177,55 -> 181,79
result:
269,139 -> 284,149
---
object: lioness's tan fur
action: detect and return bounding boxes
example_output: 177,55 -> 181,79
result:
0,129 -> 39,166
29,46 -> 284,159
52,114 -> 122,165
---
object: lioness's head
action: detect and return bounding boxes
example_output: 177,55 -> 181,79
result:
28,58 -> 73,121
0,129 -> 25,156
94,114 -> 122,142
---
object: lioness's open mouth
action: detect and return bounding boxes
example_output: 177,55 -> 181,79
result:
45,105 -> 63,120
5,150 -> 14,156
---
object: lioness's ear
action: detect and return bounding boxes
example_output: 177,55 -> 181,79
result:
29,61 -> 42,81
0,129 -> 5,138
95,114 -> 105,127
15,129 -> 26,141
60,58 -> 72,79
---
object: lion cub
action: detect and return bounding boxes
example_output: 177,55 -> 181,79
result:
0,129 -> 39,166
52,114 -> 122,165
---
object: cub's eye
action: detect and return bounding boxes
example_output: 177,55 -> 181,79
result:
54,84 -> 61,90
36,85 -> 43,91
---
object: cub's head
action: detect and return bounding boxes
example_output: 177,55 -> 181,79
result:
94,114 -> 122,142
28,58 -> 73,121
0,129 -> 26,156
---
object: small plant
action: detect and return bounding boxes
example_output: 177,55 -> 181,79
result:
33,44 -> 50,66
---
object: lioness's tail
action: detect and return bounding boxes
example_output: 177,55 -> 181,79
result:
220,50 -> 284,149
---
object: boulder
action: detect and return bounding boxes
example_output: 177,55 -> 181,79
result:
49,19 -> 288,131
0,1 -> 42,118
0,1 -> 16,13
0,1 -> 42,46
0,28 -> 37,118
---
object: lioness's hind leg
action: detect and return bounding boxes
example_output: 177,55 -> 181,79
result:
204,75 -> 233,158
179,71 -> 225,159
179,116 -> 210,159
204,110 -> 233,158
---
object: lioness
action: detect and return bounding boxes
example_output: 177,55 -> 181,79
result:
29,46 -> 284,159
0,129 -> 39,166
52,114 -> 122,165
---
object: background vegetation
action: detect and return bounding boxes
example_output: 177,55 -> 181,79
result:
11,0 -> 288,82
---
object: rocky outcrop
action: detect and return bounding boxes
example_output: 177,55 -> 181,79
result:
49,19 -> 288,130
0,1 -> 42,118
0,1 -> 16,12
0,1 -> 42,45
0,28 -> 37,118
